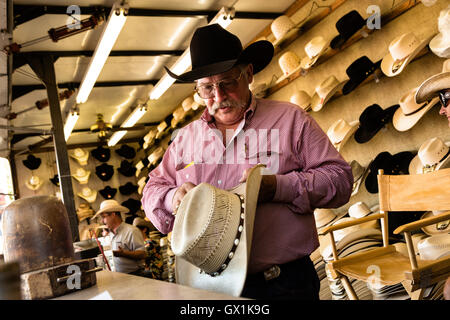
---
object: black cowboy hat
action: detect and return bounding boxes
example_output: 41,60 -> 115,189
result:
330,10 -> 367,50
342,56 -> 380,95
49,174 -> 60,187
99,186 -> 117,199
119,182 -> 138,195
115,144 -> 136,160
117,160 -> 136,177
121,198 -> 142,216
23,154 -> 42,170
354,104 -> 399,143
165,24 -> 274,82
91,146 -> 111,162
95,163 -> 114,181
365,151 -> 416,194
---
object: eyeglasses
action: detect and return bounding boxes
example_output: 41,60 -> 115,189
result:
195,70 -> 245,99
439,90 -> 450,108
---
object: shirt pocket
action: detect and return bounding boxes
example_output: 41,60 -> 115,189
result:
245,150 -> 283,174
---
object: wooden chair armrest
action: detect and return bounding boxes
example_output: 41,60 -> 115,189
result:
394,210 -> 450,234
319,213 -> 383,235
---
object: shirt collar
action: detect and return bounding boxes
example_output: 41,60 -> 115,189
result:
200,93 -> 257,124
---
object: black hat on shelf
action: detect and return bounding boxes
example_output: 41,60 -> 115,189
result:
23,154 -> 42,170
119,182 -> 138,195
95,163 -> 114,181
330,10 -> 367,50
91,146 -> 111,162
354,104 -> 399,143
342,56 -> 379,95
121,198 -> 142,216
365,151 -> 416,194
115,144 -> 136,160
49,174 -> 60,187
117,160 -> 136,177
99,186 -> 117,199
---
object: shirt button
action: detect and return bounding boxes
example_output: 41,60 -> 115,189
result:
165,220 -> 169,225
218,180 -> 222,185
185,174 -> 189,179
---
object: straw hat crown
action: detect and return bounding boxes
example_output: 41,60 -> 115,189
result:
271,15 -> 295,40
418,137 -> 450,168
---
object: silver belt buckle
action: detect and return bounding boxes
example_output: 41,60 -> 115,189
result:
263,265 -> 281,281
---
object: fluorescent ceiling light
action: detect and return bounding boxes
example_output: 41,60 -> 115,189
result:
64,109 -> 79,141
148,7 -> 235,101
76,1 -> 128,104
107,104 -> 147,146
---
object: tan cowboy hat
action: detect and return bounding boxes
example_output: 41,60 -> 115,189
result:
148,146 -> 165,166
171,106 -> 188,129
290,90 -> 312,111
249,82 -> 268,99
327,119 -> 359,152
91,199 -> 130,220
429,6 -> 450,58
72,167 -> 91,184
172,164 -> 264,297
310,75 -> 344,112
417,233 -> 450,260
143,129 -> 157,150
277,51 -> 301,82
70,148 -> 89,166
76,203 -> 95,223
348,202 -> 380,230
392,87 -> 440,132
381,32 -> 434,77
408,138 -> 450,174
349,160 -> 368,196
300,36 -> 328,70
181,96 -> 194,112
25,175 -> 43,191
77,187 -> 97,203
193,92 -> 206,108
271,15 -> 297,46
420,210 -> 450,236
313,208 -> 346,230
415,59 -> 450,104
137,176 -> 147,195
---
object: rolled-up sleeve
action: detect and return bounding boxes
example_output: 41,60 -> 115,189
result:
272,113 -> 353,214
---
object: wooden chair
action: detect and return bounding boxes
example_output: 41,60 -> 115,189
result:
319,168 -> 450,300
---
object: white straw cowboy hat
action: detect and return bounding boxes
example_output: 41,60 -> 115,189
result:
278,50 -> 301,80
392,87 -> 440,132
381,32 -> 434,77
327,119 -> 359,152
171,164 -> 264,297
408,137 -> 450,174
300,36 -> 328,70
137,176 -> 147,195
143,129 -> 156,150
76,203 -> 95,223
349,160 -> 367,196
348,202 -> 380,229
313,208 -> 346,230
91,199 -> 130,220
25,175 -> 43,191
148,146 -> 165,166
69,148 -> 89,166
310,75 -> 344,112
429,5 -> 450,58
419,210 -> 450,236
271,15 -> 297,46
417,234 -> 450,260
77,187 -> 97,204
290,90 -> 312,111
181,96 -> 195,112
171,106 -> 187,129
415,59 -> 450,104
249,82 -> 268,98
72,167 -> 91,184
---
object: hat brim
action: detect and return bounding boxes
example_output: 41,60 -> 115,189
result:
166,40 -> 274,83
300,46 -> 328,70
91,203 -> 129,220
415,72 -> 450,104
392,96 -> 440,132
420,211 -> 450,236
380,35 -> 433,77
409,141 -> 450,174
310,81 -> 344,112
332,120 -> 359,152
175,164 -> 264,297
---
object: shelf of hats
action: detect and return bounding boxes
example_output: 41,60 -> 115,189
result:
244,0 -> 450,300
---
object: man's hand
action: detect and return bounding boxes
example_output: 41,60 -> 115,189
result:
113,246 -> 146,260
172,182 -> 196,213
113,246 -> 124,257
239,168 -> 276,203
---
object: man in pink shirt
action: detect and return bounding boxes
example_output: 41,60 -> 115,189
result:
141,24 -> 353,299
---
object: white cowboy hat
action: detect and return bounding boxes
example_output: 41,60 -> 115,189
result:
392,87 -> 440,132
417,233 -> 450,260
313,208 -> 346,230
348,202 -> 380,229
91,199 -> 130,220
429,6 -> 450,58
137,176 -> 147,195
415,59 -> 450,104
408,138 -> 450,174
143,129 -> 157,150
249,82 -> 268,98
181,96 -> 195,112
300,36 -> 328,70
419,210 -> 450,236
381,32 -> 434,77
310,75 -> 344,112
25,175 -> 43,191
171,106 -> 188,129
69,148 -> 89,166
277,50 -> 301,83
271,15 -> 297,46
172,164 -> 264,297
349,160 -> 368,196
148,146 -> 165,166
77,187 -> 97,203
72,167 -> 91,184
193,92 -> 206,108
76,203 -> 95,223
290,90 -> 312,111
327,119 -> 359,152
155,121 -> 168,139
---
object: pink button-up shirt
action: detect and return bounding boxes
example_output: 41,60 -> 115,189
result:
141,95 -> 353,273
